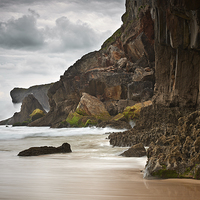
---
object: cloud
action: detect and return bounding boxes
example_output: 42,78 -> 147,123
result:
0,13 -> 111,53
44,16 -> 111,52
28,8 -> 40,18
0,14 -> 44,50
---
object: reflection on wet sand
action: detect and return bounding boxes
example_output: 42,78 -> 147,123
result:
1,156 -> 200,200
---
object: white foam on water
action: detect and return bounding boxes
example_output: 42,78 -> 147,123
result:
0,126 -> 126,140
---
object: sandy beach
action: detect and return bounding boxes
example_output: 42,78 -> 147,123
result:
1,126 -> 200,200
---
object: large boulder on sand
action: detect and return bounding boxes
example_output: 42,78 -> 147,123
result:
76,93 -> 110,117
66,93 -> 111,127
18,143 -> 72,156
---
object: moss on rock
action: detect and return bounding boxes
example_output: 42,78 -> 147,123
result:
66,112 -> 98,128
152,169 -> 179,179
123,101 -> 152,121
111,113 -> 126,121
30,109 -> 45,122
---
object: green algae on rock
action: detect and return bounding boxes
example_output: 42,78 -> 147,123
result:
30,109 -> 46,122
66,93 -> 111,127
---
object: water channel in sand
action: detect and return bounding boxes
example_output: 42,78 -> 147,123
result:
0,126 -> 200,200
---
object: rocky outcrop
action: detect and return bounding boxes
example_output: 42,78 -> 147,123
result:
6,94 -> 46,125
120,143 -> 146,157
146,111 -> 200,179
31,0 -> 155,127
18,143 -> 72,156
10,83 -> 53,111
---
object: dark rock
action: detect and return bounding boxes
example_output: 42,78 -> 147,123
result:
128,81 -> 153,102
18,143 -> 72,156
120,143 -> 146,157
117,100 -> 136,113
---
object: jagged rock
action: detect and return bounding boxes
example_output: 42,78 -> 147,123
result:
30,0 -> 155,127
10,83 -> 53,111
120,143 -> 146,157
6,94 -> 46,125
18,143 -> 72,156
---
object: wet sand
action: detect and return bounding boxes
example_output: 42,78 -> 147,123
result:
1,154 -> 200,200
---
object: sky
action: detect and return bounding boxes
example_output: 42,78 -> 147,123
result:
0,0 -> 125,120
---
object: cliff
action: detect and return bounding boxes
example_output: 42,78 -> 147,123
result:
152,0 -> 200,107
10,83 -> 53,111
30,0 -> 155,127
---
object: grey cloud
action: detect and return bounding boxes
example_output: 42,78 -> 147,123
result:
54,16 -> 106,49
43,16 -> 111,53
28,8 -> 40,18
0,15 -> 44,50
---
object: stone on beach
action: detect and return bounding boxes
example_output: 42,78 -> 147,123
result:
18,143 -> 72,156
120,143 -> 146,157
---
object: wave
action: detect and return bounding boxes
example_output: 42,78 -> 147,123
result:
0,126 -> 126,140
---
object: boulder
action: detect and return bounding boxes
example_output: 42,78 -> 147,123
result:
65,93 -> 111,127
120,143 -> 146,157
18,143 -> 72,156
76,93 -> 110,119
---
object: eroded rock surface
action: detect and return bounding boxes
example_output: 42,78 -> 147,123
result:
146,111 -> 200,179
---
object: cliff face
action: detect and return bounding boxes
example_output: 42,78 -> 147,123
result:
10,83 -> 53,111
34,0 -> 155,127
108,0 -> 200,179
152,0 -> 200,107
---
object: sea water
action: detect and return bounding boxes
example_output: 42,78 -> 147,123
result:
0,126 -> 146,200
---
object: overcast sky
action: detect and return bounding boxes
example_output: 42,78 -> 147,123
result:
0,0 -> 125,120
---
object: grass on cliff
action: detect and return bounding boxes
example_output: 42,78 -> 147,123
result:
101,28 -> 122,50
